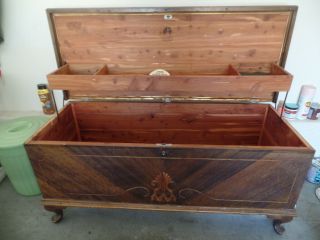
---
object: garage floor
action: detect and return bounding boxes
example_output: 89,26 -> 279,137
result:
0,178 -> 319,240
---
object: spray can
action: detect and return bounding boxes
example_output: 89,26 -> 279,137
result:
296,85 -> 316,120
37,84 -> 55,115
307,103 -> 320,120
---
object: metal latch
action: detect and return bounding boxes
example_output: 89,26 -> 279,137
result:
156,143 -> 172,157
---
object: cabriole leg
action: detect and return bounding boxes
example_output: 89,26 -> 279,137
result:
44,206 -> 65,223
268,216 -> 293,235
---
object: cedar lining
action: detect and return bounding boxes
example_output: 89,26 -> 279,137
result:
33,102 -> 307,147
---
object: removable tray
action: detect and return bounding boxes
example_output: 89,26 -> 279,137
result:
47,63 -> 292,101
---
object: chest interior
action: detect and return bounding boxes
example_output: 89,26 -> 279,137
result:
32,101 -> 307,147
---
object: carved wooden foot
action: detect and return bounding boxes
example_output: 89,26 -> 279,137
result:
268,216 -> 293,235
45,206 -> 65,223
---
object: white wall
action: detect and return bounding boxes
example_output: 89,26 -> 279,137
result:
0,0 -> 320,112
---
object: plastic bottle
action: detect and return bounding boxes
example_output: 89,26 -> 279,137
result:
296,85 -> 316,120
37,84 -> 55,115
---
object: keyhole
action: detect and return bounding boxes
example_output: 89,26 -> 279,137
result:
161,150 -> 167,157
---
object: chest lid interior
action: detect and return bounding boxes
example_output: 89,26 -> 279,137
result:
47,6 -> 297,103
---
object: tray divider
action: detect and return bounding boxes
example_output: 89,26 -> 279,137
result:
49,64 -> 70,75
95,65 -> 109,75
271,63 -> 292,76
228,65 -> 241,76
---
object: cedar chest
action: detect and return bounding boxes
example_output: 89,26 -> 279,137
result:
26,6 -> 315,235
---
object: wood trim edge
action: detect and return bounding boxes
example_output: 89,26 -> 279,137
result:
42,198 -> 297,217
46,6 -> 299,14
26,139 -> 312,153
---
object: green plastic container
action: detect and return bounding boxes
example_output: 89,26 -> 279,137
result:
0,116 -> 48,196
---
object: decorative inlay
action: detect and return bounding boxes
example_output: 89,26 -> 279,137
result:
178,188 -> 290,203
151,172 -> 176,203
68,186 -> 150,198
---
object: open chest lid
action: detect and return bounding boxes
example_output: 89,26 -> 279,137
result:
47,6 -> 297,103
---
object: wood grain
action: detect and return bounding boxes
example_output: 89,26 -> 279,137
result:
53,12 -> 291,69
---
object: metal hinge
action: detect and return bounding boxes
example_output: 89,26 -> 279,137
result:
162,97 -> 172,103
156,143 -> 172,147
67,96 -> 268,104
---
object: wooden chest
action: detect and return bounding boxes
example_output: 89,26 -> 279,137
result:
26,6 -> 315,234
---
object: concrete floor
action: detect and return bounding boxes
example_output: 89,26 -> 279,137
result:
0,178 -> 319,240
